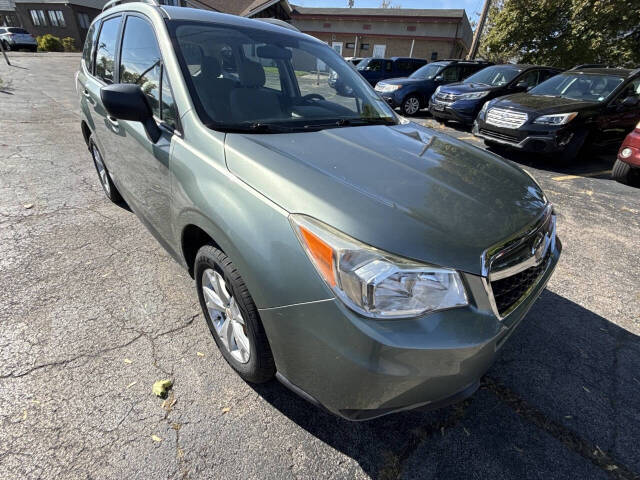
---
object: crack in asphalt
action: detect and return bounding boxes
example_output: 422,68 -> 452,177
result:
482,376 -> 640,480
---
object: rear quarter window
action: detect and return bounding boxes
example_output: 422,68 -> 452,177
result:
82,21 -> 98,74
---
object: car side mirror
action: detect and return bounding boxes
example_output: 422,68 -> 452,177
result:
515,81 -> 530,90
434,75 -> 443,81
621,96 -> 640,107
100,84 -> 161,143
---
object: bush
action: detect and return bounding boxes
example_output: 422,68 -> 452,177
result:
37,34 -> 63,52
61,37 -> 76,52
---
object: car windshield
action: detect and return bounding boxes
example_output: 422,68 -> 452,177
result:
356,58 -> 383,71
464,65 -> 521,86
529,73 -> 624,102
410,63 -> 445,80
6,28 -> 29,34
169,21 -> 396,132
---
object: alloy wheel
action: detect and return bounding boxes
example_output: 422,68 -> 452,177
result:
404,97 -> 420,115
201,268 -> 251,364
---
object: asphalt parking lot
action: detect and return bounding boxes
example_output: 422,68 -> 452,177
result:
1,53 -> 639,480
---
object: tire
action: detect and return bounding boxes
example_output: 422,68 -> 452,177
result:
557,131 -> 589,164
401,95 -> 421,116
2,41 -> 10,52
195,245 -> 275,383
89,137 -> 123,204
611,159 -> 632,184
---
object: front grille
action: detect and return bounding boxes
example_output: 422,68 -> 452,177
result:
490,250 -> 550,316
479,128 -> 520,143
486,107 -> 528,129
486,208 -> 556,318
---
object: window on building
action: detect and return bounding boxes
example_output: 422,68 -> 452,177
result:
77,12 -> 90,30
360,43 -> 370,51
346,42 -> 355,49
95,15 -> 121,84
48,10 -> 66,27
119,16 -> 162,116
406,25 -> 416,31
431,51 -> 438,61
29,10 -> 47,27
362,24 -> 371,30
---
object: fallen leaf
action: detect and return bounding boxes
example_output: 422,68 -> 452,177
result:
152,379 -> 173,398
22,409 -> 27,420
31,400 -> 40,405
23,203 -> 33,209
196,352 -> 205,357
221,407 -> 231,414
151,435 -> 162,442
463,427 -> 470,437
126,381 -> 137,389
583,386 -> 590,393
177,448 -> 185,458
123,358 -> 132,364
172,423 -> 181,431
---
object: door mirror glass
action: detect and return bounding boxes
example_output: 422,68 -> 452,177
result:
100,84 -> 161,142
621,96 -> 640,107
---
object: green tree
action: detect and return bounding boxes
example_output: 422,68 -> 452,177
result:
479,0 -> 640,68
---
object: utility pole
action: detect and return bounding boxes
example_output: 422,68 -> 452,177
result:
467,0 -> 491,60
0,39 -> 10,66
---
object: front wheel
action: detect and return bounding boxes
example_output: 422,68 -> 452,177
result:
89,139 -> 123,204
611,159 -> 632,184
402,95 -> 421,116
195,245 -> 275,383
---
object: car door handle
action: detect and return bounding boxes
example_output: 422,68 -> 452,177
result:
82,88 -> 95,105
107,116 -> 119,129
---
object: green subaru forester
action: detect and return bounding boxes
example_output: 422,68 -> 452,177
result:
77,1 -> 561,420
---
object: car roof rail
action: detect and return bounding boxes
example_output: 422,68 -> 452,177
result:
256,18 -> 300,32
569,63 -> 610,70
103,0 -> 160,12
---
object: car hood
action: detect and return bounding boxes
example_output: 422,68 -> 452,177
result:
441,82 -> 499,94
379,77 -> 428,87
225,123 -> 547,274
491,93 -> 597,115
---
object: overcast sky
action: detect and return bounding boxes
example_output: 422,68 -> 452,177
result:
293,0 -> 484,21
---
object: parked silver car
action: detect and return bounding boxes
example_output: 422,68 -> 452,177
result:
77,2 -> 561,421
0,27 -> 37,52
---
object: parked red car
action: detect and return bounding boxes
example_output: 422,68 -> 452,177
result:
612,121 -> 640,184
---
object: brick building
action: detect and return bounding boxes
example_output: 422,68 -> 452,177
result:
290,6 -> 472,61
14,0 -> 105,47
0,0 -> 20,26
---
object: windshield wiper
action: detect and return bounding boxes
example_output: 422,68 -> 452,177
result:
205,122 -> 297,134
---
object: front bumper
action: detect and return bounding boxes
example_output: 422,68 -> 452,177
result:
259,238 -> 561,421
473,117 -> 575,153
429,98 -> 481,124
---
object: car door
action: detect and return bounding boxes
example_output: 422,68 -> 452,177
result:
599,78 -> 640,146
83,15 -> 123,179
112,13 -> 177,243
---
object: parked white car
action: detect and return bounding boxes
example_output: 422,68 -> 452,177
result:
0,27 -> 37,52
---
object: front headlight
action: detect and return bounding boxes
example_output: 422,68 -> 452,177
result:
434,86 -> 442,96
460,91 -> 489,100
375,83 -> 401,93
620,147 -> 633,159
290,215 -> 468,318
480,100 -> 492,114
533,112 -> 578,125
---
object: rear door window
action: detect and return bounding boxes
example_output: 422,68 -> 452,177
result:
82,21 -> 98,73
119,15 -> 162,117
95,16 -> 121,84
442,66 -> 462,82
517,70 -> 540,88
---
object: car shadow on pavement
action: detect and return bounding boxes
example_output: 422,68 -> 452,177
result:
250,290 -> 640,479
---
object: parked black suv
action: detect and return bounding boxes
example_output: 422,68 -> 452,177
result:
356,57 -> 427,86
473,68 -> 640,161
375,59 -> 493,116
429,64 -> 562,125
